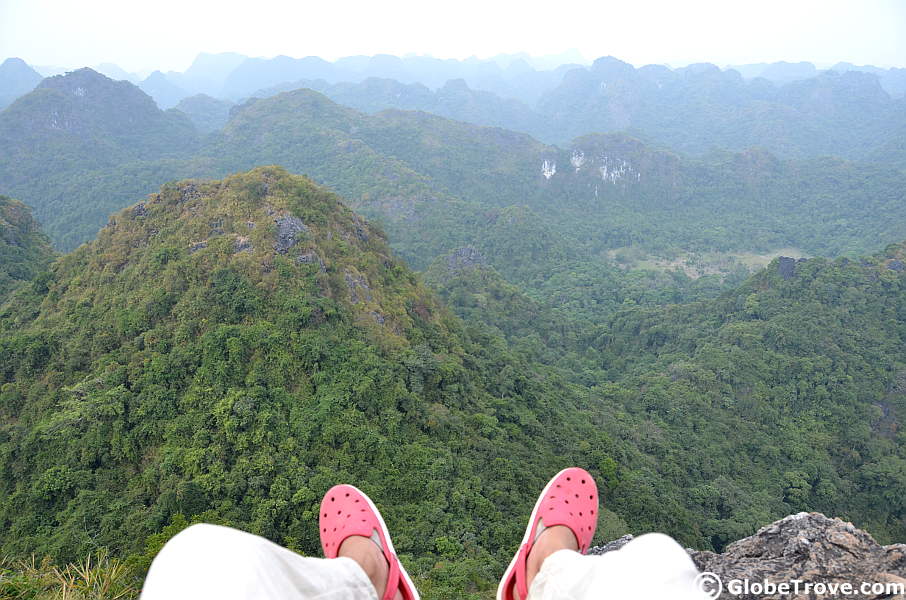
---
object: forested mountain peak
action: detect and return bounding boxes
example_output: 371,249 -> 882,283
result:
224,87 -> 360,132
36,68 -> 157,111
0,68 -> 200,249
678,62 -> 728,78
589,55 -> 636,77
42,165 -> 442,336
2,67 -> 196,144
173,93 -> 234,134
780,69 -> 890,110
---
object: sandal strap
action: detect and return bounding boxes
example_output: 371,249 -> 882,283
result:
513,543 -> 530,600
382,553 -> 402,600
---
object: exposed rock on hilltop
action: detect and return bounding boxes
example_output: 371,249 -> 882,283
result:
444,246 -> 487,274
776,256 -> 807,280
592,513 -> 906,600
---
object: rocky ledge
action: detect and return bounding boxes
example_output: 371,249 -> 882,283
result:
591,513 -> 906,599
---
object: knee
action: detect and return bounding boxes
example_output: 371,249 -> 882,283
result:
154,523 -> 269,571
624,533 -> 696,567
145,524 -> 267,596
158,523 -> 226,556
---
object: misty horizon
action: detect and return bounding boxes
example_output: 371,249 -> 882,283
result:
17,50 -> 904,82
2,0 -> 904,74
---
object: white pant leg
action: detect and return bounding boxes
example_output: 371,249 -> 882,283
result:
527,533 -> 709,600
141,523 -> 379,600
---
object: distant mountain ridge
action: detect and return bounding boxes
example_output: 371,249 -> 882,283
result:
173,94 -> 234,134
219,52 -> 578,105
139,71 -> 189,109
730,60 -> 906,97
243,56 -> 906,158
252,77 -> 549,149
532,56 -> 905,155
0,58 -> 43,110
3,53 -> 903,162
3,74 -> 906,272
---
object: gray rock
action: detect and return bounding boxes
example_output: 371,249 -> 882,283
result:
132,203 -> 147,218
446,246 -> 487,273
274,215 -> 309,254
188,241 -> 207,253
352,216 -> 370,242
296,251 -> 326,272
689,513 -> 902,599
233,236 -> 252,253
588,534 -> 634,556
344,270 -> 372,304
179,184 -> 201,204
777,256 -> 797,280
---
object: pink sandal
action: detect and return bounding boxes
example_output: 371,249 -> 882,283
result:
497,467 -> 599,600
320,484 -> 420,600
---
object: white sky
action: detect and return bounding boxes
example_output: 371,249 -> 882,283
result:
1,0 -> 905,73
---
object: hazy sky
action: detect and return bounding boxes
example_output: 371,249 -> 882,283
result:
2,0 -> 905,73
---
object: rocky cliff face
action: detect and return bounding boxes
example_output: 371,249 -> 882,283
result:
591,513 -> 906,599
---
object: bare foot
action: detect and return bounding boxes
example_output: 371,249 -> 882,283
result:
525,524 -> 579,589
338,534 -> 403,600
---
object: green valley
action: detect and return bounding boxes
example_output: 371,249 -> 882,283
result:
1,169 -> 904,598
